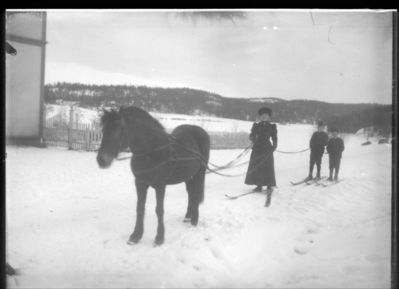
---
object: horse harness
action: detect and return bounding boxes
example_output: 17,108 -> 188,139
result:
119,112 -> 197,182
159,135 -> 178,183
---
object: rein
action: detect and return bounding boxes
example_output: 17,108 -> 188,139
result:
173,142 -> 273,177
112,111 -> 308,176
276,148 -> 310,154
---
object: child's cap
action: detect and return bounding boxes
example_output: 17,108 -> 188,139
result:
258,107 -> 272,116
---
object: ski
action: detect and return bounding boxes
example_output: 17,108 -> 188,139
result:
319,179 -> 343,187
291,176 -> 323,186
311,177 -> 328,186
304,177 -> 327,186
290,179 -> 308,186
225,190 -> 267,200
305,179 -> 318,185
265,190 -> 273,207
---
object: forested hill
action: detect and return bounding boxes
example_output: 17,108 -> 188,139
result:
45,82 -> 392,135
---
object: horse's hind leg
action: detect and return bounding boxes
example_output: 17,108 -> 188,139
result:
184,180 -> 194,222
189,169 -> 206,226
154,185 -> 166,245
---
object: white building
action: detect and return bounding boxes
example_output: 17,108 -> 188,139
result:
6,11 -> 47,145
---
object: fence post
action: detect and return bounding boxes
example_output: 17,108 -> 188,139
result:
85,124 -> 90,151
68,105 -> 74,150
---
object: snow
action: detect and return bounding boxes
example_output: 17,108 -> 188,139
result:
6,127 -> 391,288
45,103 -> 321,135
45,104 -> 256,133
46,104 -> 99,126
248,98 -> 283,103
150,111 -> 253,133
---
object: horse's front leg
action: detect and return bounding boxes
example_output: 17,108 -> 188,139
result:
128,180 -> 149,244
154,185 -> 166,245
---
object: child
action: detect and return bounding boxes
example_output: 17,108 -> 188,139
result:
305,121 -> 329,181
327,127 -> 345,181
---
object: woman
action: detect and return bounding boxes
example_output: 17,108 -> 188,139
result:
245,107 -> 277,194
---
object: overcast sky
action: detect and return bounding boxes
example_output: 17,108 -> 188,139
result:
45,10 -> 393,104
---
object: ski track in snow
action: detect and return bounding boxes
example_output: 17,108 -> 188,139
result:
6,136 -> 391,288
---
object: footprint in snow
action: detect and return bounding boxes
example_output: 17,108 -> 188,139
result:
306,226 -> 320,234
178,257 -> 186,264
295,235 -> 315,244
293,224 -> 321,255
294,244 -> 311,255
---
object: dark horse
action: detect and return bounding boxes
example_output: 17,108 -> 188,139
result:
97,106 -> 210,245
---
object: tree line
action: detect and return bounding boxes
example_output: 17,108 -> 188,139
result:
45,82 -> 392,135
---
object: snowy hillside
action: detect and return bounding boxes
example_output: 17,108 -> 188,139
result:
46,83 -> 392,133
45,104 -> 257,133
150,112 -> 253,133
248,97 -> 284,103
6,123 -> 391,288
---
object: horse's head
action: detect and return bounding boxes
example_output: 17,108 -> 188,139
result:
97,108 -> 129,169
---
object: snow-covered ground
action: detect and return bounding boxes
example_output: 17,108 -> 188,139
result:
6,126 -> 391,288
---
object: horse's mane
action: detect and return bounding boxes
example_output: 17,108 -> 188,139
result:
101,106 -> 165,131
100,109 -> 120,126
121,106 -> 165,131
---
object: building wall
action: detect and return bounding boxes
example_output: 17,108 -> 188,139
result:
7,12 -> 44,40
6,12 -> 46,141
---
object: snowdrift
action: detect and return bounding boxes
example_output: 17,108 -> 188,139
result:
6,123 -> 391,288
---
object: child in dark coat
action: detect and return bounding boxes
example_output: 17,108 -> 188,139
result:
327,128 -> 345,181
305,121 -> 329,181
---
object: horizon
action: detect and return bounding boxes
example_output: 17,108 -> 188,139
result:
46,81 -> 392,106
40,10 -> 393,105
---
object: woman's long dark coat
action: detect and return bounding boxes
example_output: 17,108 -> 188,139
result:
245,121 -> 277,187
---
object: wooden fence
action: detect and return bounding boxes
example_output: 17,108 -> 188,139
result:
43,119 -> 103,151
209,132 -> 250,149
43,119 -> 250,151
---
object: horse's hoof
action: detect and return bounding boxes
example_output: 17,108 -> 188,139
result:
154,237 -> 164,246
127,236 -> 141,245
127,240 -> 139,245
190,220 -> 198,226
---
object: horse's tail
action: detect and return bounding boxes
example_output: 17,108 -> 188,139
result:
192,127 -> 210,204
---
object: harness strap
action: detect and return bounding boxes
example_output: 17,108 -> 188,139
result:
116,110 -> 305,177
162,135 -> 178,183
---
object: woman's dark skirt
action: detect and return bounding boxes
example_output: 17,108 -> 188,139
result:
245,145 -> 276,187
